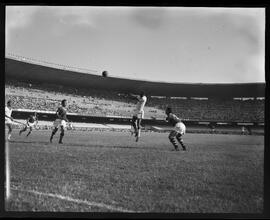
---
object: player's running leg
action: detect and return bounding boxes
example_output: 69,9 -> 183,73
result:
168,131 -> 179,151
135,118 -> 142,142
26,127 -> 33,137
6,124 -> 12,141
131,116 -> 138,136
50,127 -> 58,143
176,133 -> 186,151
59,126 -> 64,144
19,126 -> 27,136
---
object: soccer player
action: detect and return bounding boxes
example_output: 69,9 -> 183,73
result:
130,92 -> 147,142
5,100 -> 14,141
165,107 -> 187,151
19,112 -> 38,137
50,99 -> 69,144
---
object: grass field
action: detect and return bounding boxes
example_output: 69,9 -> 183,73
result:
5,129 -> 264,213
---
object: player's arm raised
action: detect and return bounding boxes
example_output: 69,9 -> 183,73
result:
127,93 -> 140,101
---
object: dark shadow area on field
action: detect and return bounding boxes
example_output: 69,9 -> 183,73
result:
9,140 -> 50,145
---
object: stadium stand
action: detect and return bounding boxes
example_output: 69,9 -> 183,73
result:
5,55 -> 264,123
5,80 -> 165,118
5,79 -> 264,122
148,97 -> 264,122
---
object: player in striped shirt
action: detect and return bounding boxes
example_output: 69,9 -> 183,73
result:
165,107 -> 187,151
19,112 -> 38,137
5,100 -> 14,141
50,99 -> 69,144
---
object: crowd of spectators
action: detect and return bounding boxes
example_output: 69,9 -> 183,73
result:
147,97 -> 264,122
5,80 -> 264,122
5,80 -> 164,118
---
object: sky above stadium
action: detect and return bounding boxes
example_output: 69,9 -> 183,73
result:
6,6 -> 265,83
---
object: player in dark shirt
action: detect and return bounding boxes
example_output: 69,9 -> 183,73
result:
166,107 -> 187,151
50,99 -> 69,144
19,112 -> 38,137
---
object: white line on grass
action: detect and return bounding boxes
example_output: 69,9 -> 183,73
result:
10,187 -> 136,212
5,140 -> 10,200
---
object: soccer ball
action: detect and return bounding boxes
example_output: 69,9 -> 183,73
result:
102,71 -> 108,77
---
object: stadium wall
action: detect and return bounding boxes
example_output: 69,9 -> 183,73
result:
11,109 -> 264,128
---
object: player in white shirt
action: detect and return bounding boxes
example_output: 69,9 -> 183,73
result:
5,100 -> 14,141
131,92 -> 147,142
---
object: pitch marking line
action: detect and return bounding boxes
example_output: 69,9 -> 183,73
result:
10,187 -> 136,212
5,140 -> 10,200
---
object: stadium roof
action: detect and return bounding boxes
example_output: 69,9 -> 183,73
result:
5,58 -> 265,98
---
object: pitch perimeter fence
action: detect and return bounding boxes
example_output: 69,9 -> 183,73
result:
9,109 -> 264,135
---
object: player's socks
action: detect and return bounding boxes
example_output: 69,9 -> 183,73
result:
26,131 -> 31,137
169,137 -> 179,151
177,138 -> 186,150
59,131 -> 64,144
176,134 -> 186,151
135,129 -> 141,142
7,133 -> 11,141
137,129 -> 141,137
178,141 -> 186,150
179,140 -> 186,150
50,134 -> 54,142
50,128 -> 58,142
130,127 -> 135,136
131,118 -> 138,136
181,144 -> 186,151
134,127 -> 138,137
19,127 -> 27,135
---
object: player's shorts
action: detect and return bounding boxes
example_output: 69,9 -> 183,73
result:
5,118 -> 13,125
27,121 -> 36,128
133,110 -> 144,119
53,119 -> 67,130
174,122 -> 186,135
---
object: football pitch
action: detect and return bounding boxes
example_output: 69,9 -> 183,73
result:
5,129 -> 264,213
